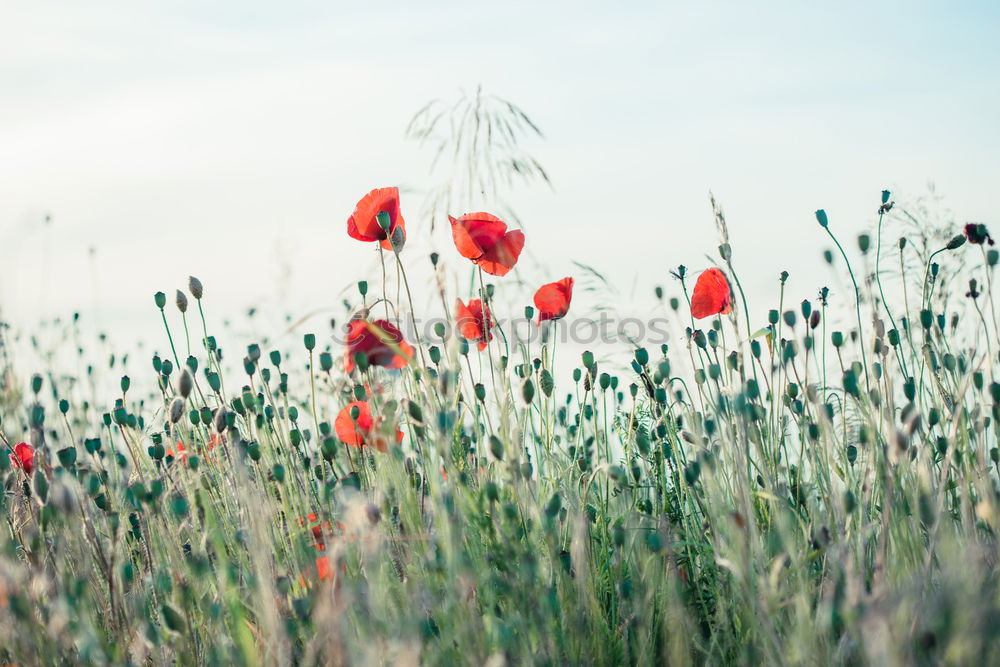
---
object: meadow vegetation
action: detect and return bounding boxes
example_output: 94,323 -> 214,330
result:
1,186 -> 999,666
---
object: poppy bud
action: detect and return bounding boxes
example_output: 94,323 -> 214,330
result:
390,225 -> 406,252
154,292 -> 167,309
319,352 -> 333,371
857,234 -> 871,254
815,210 -> 829,228
719,243 -> 732,260
247,344 -> 261,363
945,234 -> 966,250
582,351 -> 595,368
170,398 -> 185,423
669,297 -> 679,311
831,331 -> 844,347
783,311 -> 796,327
189,276 -> 203,299
522,378 -> 535,404
489,435 -> 504,461
213,408 -> 227,433
524,306 -> 534,320
178,371 -> 193,398
810,311 -> 821,329
430,252 -> 439,267
990,250 -> 999,266
800,300 -> 812,319
175,290 -> 188,313
654,286 -> 663,300
768,310 -> 779,325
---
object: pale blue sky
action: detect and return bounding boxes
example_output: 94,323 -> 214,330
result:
2,1 -> 998,362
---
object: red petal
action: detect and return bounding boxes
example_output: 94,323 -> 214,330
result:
335,400 -> 373,447
477,230 -> 525,277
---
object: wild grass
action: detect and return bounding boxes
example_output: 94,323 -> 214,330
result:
0,192 -> 998,666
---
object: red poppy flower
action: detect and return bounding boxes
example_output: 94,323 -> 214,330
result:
166,442 -> 188,463
964,223 -> 995,246
455,298 -> 494,350
316,556 -> 333,581
533,277 -> 574,323
298,513 -> 333,551
449,212 -> 525,277
10,442 -> 34,475
690,268 -> 733,319
335,400 -> 404,453
347,187 -> 406,251
344,319 -> 414,373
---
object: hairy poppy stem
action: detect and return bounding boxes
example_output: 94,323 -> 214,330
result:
822,224 -> 871,395
874,209 -> 909,378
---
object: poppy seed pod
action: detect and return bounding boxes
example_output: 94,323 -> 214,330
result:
154,291 -> 167,309
319,352 -> 333,371
175,290 -> 188,313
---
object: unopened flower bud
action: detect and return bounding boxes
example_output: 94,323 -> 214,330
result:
170,398 -> 185,423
